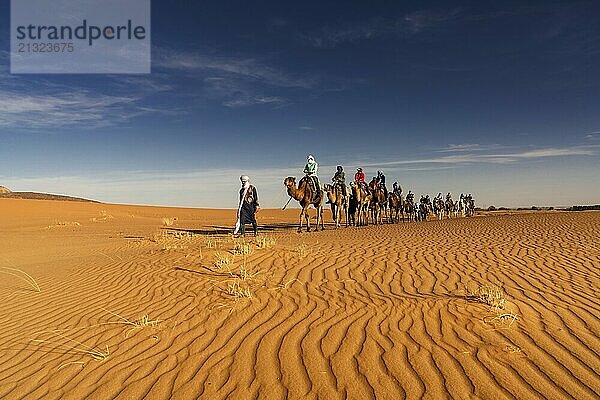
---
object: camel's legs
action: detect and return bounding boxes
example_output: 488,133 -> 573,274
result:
298,208 -> 304,232
305,206 -> 311,231
344,203 -> 349,227
331,204 -> 338,228
320,206 -> 325,230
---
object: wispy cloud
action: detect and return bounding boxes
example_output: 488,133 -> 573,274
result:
365,145 -> 598,167
301,9 -> 462,48
152,46 -> 319,108
584,131 -> 600,140
223,95 -> 286,108
0,90 -> 140,129
201,76 -> 288,108
435,143 -> 506,153
154,46 -> 316,89
0,63 -> 186,129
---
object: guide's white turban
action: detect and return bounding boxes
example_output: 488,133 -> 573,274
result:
240,175 -> 250,182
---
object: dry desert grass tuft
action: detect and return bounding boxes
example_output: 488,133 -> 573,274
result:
269,278 -> 302,292
226,280 -> 253,300
466,283 -> 506,311
295,243 -> 309,257
466,283 -> 519,327
232,241 -> 253,255
205,236 -> 222,249
151,230 -> 194,250
213,252 -> 233,271
229,264 -> 260,281
161,217 -> 178,226
100,308 -> 162,338
30,330 -> 109,365
256,235 -> 276,249
45,220 -> 81,229
90,210 -> 114,222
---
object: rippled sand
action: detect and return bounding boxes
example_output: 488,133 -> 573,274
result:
0,199 -> 598,399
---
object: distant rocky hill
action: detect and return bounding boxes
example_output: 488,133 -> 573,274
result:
0,190 -> 98,203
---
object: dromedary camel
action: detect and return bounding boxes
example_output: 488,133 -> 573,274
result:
349,182 -> 370,226
284,177 -> 324,232
371,186 -> 387,224
403,198 -> 414,222
445,198 -> 455,219
324,183 -> 349,228
388,192 -> 403,223
433,197 -> 444,220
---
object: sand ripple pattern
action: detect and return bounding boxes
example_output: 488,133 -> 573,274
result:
0,211 -> 599,399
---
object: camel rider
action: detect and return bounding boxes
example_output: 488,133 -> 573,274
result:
376,170 -> 388,197
376,170 -> 386,186
369,177 -> 377,190
303,155 -> 322,197
436,192 -> 442,200
332,166 -> 347,197
406,190 -> 414,204
446,192 -> 452,202
354,167 -> 366,190
393,181 -> 402,195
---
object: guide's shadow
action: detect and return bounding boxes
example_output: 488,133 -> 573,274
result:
164,223 -> 302,236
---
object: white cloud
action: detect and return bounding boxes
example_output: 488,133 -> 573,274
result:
339,145 -> 598,170
435,143 -> 505,153
154,47 -> 316,89
0,90 -> 140,129
0,70 -> 186,129
223,95 -> 286,108
584,131 -> 600,140
301,9 -> 462,48
152,46 -> 319,108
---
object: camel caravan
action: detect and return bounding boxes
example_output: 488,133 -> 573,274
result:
284,155 -> 475,232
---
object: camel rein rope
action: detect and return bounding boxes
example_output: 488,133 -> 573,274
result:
282,196 -> 293,210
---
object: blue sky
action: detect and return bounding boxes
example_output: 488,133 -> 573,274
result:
1,0 -> 599,208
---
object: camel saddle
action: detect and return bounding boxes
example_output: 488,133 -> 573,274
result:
301,176 -> 322,202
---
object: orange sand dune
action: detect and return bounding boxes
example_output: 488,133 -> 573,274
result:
0,198 -> 598,399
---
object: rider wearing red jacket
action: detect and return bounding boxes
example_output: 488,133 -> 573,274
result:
354,168 -> 365,184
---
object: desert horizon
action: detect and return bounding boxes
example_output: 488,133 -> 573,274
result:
1,185 -> 597,212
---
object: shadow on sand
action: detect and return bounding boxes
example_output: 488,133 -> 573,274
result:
163,222 -> 331,236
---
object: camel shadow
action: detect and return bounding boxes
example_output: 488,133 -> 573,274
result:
163,222 -> 317,236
